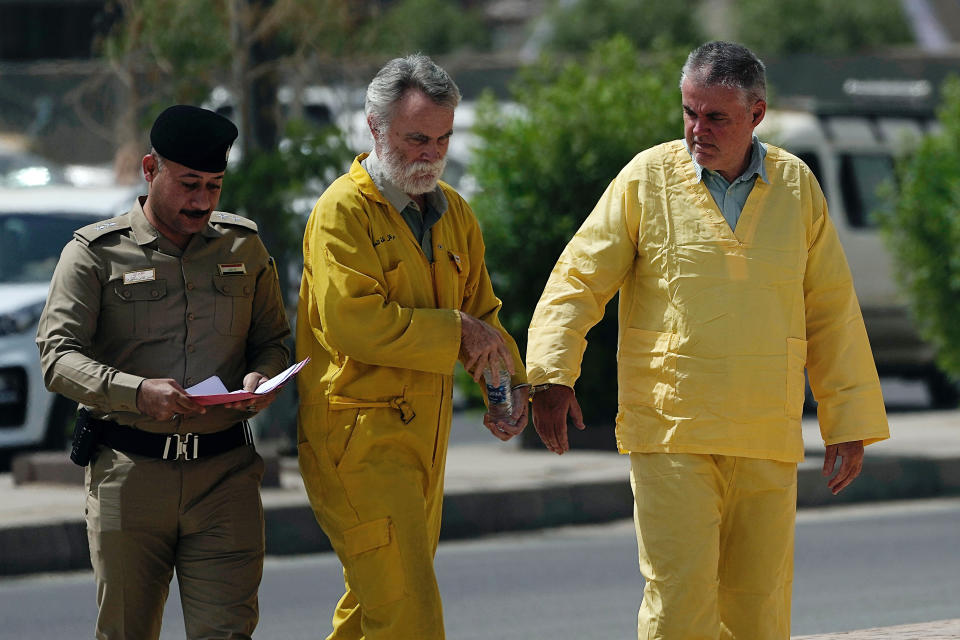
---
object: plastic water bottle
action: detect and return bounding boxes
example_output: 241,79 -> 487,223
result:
484,366 -> 514,422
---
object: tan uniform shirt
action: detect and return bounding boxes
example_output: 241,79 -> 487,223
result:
37,196 -> 291,434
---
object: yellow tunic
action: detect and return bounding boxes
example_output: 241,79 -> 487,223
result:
526,140 -> 889,462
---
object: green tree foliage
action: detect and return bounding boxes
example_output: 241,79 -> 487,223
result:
367,0 -> 491,54
734,0 -> 913,55
877,76 -> 960,379
469,36 -> 684,423
543,0 -> 704,53
99,0 -> 360,299
101,0 -> 232,107
219,119 -> 353,304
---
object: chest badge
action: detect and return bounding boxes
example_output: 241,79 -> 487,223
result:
218,263 -> 247,275
448,251 -> 463,273
123,268 -> 156,284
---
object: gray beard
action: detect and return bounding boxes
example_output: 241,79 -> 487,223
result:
381,143 -> 446,196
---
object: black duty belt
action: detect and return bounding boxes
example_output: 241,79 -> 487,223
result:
78,409 -> 253,461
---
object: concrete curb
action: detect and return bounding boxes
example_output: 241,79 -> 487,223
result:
3,453 -> 959,577
792,618 -> 960,639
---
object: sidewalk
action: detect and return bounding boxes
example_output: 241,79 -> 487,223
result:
794,618 -> 960,639
1,408 -> 959,580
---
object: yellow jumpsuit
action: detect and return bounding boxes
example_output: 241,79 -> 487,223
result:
526,140 -> 889,638
296,155 -> 524,640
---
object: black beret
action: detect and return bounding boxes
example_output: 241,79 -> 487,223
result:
150,105 -> 238,173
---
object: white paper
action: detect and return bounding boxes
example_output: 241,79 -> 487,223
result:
253,358 -> 309,394
185,376 -> 231,396
186,357 -> 310,400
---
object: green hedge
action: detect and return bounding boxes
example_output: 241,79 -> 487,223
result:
877,76 -> 960,380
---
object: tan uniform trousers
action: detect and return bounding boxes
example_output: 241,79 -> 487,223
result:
298,400 -> 452,640
630,453 -> 796,640
85,444 -> 265,640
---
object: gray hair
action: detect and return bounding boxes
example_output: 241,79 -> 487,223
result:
365,54 -> 462,134
680,41 -> 766,105
149,149 -> 166,172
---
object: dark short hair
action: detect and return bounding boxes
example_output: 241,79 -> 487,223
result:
680,41 -> 766,104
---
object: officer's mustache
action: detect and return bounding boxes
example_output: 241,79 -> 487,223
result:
180,209 -> 211,219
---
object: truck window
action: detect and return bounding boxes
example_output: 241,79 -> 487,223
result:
839,153 -> 896,229
795,152 -> 823,185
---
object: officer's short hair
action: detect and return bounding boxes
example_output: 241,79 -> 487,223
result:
365,54 -> 461,136
680,41 -> 767,105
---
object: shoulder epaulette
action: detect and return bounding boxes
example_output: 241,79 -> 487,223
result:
73,214 -> 132,246
210,211 -> 259,233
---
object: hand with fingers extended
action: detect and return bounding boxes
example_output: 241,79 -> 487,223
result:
458,311 -> 515,382
136,379 -> 206,421
223,371 -> 284,415
531,384 -> 586,455
483,384 -> 530,442
822,440 -> 864,495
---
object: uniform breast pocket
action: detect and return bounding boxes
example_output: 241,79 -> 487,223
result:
111,279 -> 168,337
213,274 -> 255,336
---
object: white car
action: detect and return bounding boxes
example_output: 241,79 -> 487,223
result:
0,185 -> 139,456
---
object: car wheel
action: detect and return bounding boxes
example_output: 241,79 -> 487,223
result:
925,368 -> 960,409
43,394 -> 77,451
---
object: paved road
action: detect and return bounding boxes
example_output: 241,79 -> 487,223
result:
1,497 -> 958,639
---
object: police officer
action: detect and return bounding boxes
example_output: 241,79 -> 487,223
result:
36,105 -> 291,639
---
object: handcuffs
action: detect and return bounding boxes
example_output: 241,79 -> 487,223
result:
527,383 -> 553,400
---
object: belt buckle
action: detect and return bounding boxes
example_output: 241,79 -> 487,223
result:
163,433 -> 198,461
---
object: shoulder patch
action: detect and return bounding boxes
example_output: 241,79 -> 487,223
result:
210,211 -> 259,233
74,215 -> 132,246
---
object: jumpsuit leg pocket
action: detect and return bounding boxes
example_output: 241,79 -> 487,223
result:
342,517 -> 406,610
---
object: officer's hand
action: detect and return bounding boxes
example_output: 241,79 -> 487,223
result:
458,312 -> 514,382
223,371 -> 282,415
822,440 -> 864,495
137,379 -> 206,421
531,385 -> 585,455
483,385 -> 529,441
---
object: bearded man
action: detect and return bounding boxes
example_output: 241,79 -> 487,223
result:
295,54 -> 528,640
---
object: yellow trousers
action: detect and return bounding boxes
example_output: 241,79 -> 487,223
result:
298,398 -> 451,640
630,453 -> 796,640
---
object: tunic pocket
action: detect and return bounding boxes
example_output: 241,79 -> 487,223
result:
213,274 -> 254,336
111,279 -> 168,337
618,327 -> 678,411
786,338 -> 808,418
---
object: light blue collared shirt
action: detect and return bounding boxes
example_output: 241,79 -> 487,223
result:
688,136 -> 768,231
361,151 -> 448,261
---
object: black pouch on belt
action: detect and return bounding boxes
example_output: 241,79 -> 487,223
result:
70,409 -> 104,467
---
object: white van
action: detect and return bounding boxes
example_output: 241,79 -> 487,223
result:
756,107 -> 956,405
0,185 -> 138,458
